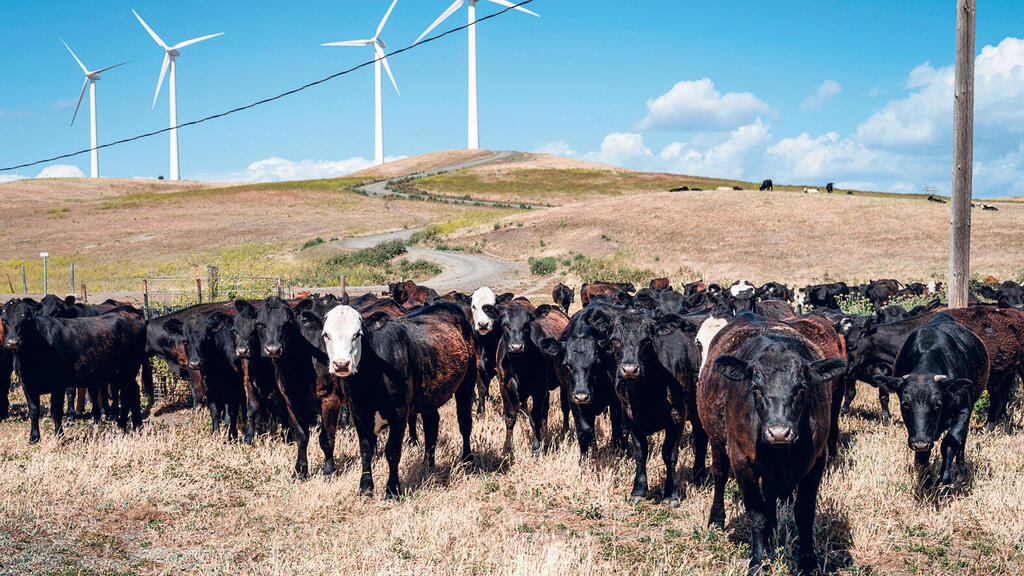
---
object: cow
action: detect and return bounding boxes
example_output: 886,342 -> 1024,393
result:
875,315 -> 989,483
759,179 -> 773,191
976,281 -> 1024,308
256,297 -> 345,478
580,281 -> 635,307
322,302 -> 477,498
2,299 -> 148,442
927,195 -> 946,204
649,277 -> 671,291
682,281 -> 708,297
551,283 -> 574,314
539,303 -> 626,458
803,188 -> 820,194
469,287 -> 517,415
826,182 -> 834,194
858,279 -> 902,307
174,311 -> 244,438
495,303 -> 569,456
608,310 -> 704,505
147,302 -> 235,410
699,313 -> 847,575
756,282 -> 793,302
797,282 -> 850,310
233,299 -> 286,445
728,280 -> 757,313
386,280 -> 439,308
0,321 -> 11,421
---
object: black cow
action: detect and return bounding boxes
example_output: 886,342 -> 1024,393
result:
759,179 -> 773,191
0,322 -> 11,421
609,310 -> 693,505
174,311 -> 245,438
700,313 -> 847,575
495,303 -> 569,455
552,283 -> 574,314
798,282 -> 850,310
976,281 -> 1024,308
826,182 -> 834,194
756,282 -> 793,302
858,279 -> 901,307
322,302 -> 478,498
147,302 -> 235,409
876,315 -> 989,483
233,299 -> 286,444
2,299 -> 148,442
539,303 -> 626,458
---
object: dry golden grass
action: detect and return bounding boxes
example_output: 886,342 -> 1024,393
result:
349,150 -> 495,179
457,188 -> 1024,287
0,384 -> 1020,575
0,177 -> 232,203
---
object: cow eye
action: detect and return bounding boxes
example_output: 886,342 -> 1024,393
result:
353,331 -> 362,341
323,333 -> 331,341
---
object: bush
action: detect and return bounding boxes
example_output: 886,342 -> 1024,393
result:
528,256 -> 557,276
301,237 -> 325,250
407,225 -> 442,246
568,252 -> 653,284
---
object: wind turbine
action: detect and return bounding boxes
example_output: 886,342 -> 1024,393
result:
323,0 -> 400,166
415,0 -> 538,150
61,39 -> 126,179
132,9 -> 222,181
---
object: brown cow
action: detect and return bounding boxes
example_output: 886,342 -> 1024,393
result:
580,281 -> 635,307
386,280 -> 439,308
649,277 -> 671,290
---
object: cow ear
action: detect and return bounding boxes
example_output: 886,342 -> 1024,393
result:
339,292 -> 350,306
481,304 -> 500,319
837,318 -> 854,335
64,295 -> 76,306
495,293 -> 515,306
234,299 -> 256,318
807,357 -> 847,384
624,283 -> 636,293
299,311 -> 322,332
943,377 -> 974,397
617,293 -> 634,308
538,337 -> 561,358
713,355 -> 751,382
207,312 -> 229,329
589,308 -> 614,335
164,318 -> 184,335
294,298 -> 315,312
655,314 -> 686,335
364,311 -> 390,332
874,375 -> 905,394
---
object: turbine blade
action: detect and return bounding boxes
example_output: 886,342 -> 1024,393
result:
153,53 -> 169,109
61,38 -> 89,74
172,32 -> 224,50
132,9 -> 168,49
93,61 -> 129,75
376,0 -> 398,37
414,0 -> 463,44
71,78 -> 88,126
322,39 -> 373,46
486,0 -> 540,17
380,52 -> 400,95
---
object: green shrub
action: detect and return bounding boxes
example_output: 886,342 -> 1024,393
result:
407,225 -> 442,246
528,256 -> 557,276
301,237 -> 325,250
569,252 -> 652,284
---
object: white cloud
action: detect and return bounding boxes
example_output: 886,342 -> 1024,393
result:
37,164 -> 85,178
585,132 -> 652,165
659,119 -> 772,179
800,80 -> 842,111
533,141 -> 576,157
52,99 -> 76,110
201,155 -> 406,183
636,78 -> 774,132
0,173 -> 26,183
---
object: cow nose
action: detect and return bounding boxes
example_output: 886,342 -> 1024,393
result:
187,360 -> 202,370
573,392 -> 592,405
910,440 -> 932,452
235,347 -> 250,358
619,363 -> 640,379
264,344 -> 282,358
765,426 -> 795,445
508,342 -> 525,353
3,338 -> 19,350
332,360 -> 351,373
476,322 -> 490,333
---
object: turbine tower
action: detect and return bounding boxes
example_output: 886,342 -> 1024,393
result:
416,0 -> 538,150
323,0 -> 400,166
61,39 -> 126,178
133,9 -> 222,180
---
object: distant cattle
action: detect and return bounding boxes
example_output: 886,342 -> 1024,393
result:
797,282 -> 850,310
324,302 -> 477,498
496,303 -> 569,455
669,185 -> 689,192
386,280 -> 439,308
859,278 -> 902,307
804,187 -> 820,194
826,182 -> 834,193
876,315 -> 988,483
551,283 -> 574,314
649,277 -> 671,291
756,282 -> 794,302
580,281 -> 635,307
759,179 -> 773,191
927,195 -> 946,204
682,281 -> 708,297
976,281 -> 1024,308
699,312 -> 846,574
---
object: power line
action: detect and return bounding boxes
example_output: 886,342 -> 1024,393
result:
1,0 -> 537,174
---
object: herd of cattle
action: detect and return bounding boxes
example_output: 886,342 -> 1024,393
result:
3,276 -> 1024,574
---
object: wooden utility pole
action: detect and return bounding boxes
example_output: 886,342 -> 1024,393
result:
949,0 -> 975,308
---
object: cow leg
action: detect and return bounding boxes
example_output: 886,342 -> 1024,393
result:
707,444 -> 730,529
475,367 -> 489,416
689,407 -> 710,486
318,396 -> 340,476
661,423 -> 684,506
528,390 -> 549,455
455,360 -> 476,463
501,386 -> 518,457
842,378 -> 856,414
25,390 -> 42,444
126,375 -> 143,430
117,378 -> 131,431
356,426 -> 376,496
0,376 -> 9,422
383,412 -> 407,500
208,400 -> 221,435
88,386 -> 102,423
795,459 -> 826,575
292,420 -> 310,480
406,413 -> 419,446
338,403 -> 351,430
878,388 -> 891,426
421,408 -> 440,469
609,401 -> 628,453
940,411 -> 971,484
49,391 -> 65,439
828,377 -> 846,459
243,383 -> 260,445
558,384 -> 570,433
629,428 -> 650,502
736,472 -> 770,575
985,372 -> 1009,432
64,388 -> 76,423
75,386 -> 87,417
571,402 -> 595,461
226,399 -> 240,441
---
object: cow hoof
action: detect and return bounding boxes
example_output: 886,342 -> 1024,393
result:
292,469 -> 309,481
385,487 -> 401,500
323,462 -> 337,477
984,422 -> 996,433
461,452 -> 474,464
797,553 -> 819,575
708,514 -> 725,530
663,497 -> 680,508
881,415 -> 891,427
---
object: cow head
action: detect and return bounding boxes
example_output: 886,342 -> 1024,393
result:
181,314 -> 216,370
500,303 -> 535,355
609,310 -> 657,381
233,300 -> 260,359
1,299 -> 37,351
471,287 -> 497,335
714,344 -> 846,446
540,306 -> 617,405
256,297 -> 309,360
876,374 -> 973,452
322,305 -> 370,376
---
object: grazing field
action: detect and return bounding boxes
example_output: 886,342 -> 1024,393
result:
0,386 -> 1020,575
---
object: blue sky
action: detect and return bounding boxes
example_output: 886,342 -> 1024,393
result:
1,1 -> 1023,196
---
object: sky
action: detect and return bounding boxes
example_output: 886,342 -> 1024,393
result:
1,1 -> 1023,197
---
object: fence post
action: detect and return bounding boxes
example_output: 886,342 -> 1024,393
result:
21,264 -> 26,293
276,278 -> 283,298
81,283 -> 88,304
70,263 -> 75,296
195,265 -> 203,304
207,265 -> 219,302
6,272 -> 13,294
340,274 -> 346,296
142,279 -> 150,320
40,252 -> 48,295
